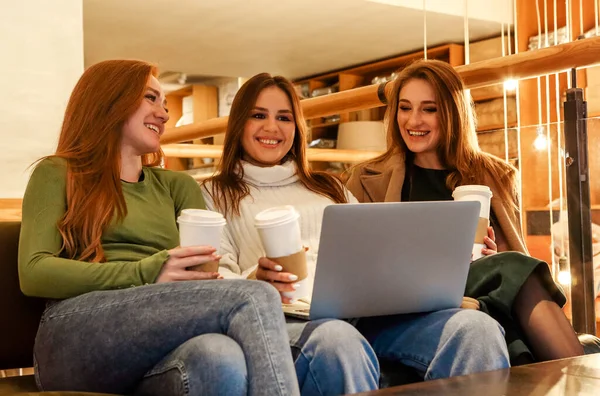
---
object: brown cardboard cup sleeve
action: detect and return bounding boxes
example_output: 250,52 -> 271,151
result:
268,249 -> 308,281
247,268 -> 257,280
474,217 -> 490,244
189,260 -> 220,273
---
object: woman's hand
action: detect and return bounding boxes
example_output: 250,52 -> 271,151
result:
156,246 -> 222,283
460,296 -> 480,310
256,257 -> 298,304
482,226 -> 498,256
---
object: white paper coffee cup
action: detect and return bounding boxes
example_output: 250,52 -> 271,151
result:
254,206 -> 303,258
255,205 -> 308,299
471,243 -> 486,261
177,209 -> 226,250
452,185 -> 493,219
453,185 -> 493,261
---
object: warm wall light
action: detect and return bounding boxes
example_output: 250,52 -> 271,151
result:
557,270 -> 571,285
503,79 -> 518,91
533,126 -> 548,151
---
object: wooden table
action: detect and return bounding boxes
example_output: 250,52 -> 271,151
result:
357,354 -> 600,395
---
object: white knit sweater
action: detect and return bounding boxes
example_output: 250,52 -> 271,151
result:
202,161 -> 357,296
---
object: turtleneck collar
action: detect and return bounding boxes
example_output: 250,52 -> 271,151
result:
241,160 -> 299,187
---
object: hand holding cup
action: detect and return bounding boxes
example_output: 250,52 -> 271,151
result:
256,257 -> 300,304
482,226 -> 498,256
156,246 -> 222,283
254,206 -> 309,301
453,185 -> 493,262
177,209 -> 226,274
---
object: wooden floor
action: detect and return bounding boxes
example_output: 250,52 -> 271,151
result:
357,354 -> 600,396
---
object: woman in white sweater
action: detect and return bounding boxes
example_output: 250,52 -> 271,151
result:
202,73 -> 510,391
202,74 -> 377,396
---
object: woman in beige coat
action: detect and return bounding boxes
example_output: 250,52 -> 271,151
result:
346,59 -> 583,365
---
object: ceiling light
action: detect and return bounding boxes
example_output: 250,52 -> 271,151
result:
557,270 -> 571,285
504,79 -> 518,91
533,126 -> 548,151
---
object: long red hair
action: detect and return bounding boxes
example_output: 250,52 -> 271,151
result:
52,59 -> 162,262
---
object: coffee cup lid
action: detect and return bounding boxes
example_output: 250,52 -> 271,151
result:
453,185 -> 492,196
178,209 -> 226,225
255,205 -> 299,228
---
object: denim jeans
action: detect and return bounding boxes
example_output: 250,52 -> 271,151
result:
356,308 -> 510,381
33,280 -> 300,396
287,318 -> 380,395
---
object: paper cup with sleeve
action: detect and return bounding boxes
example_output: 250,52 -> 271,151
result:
177,209 -> 226,272
452,185 -> 493,261
254,205 -> 309,300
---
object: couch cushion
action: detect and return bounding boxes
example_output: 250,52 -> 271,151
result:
579,333 -> 600,355
0,222 -> 46,370
0,375 -> 122,395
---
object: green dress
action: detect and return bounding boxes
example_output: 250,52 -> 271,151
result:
403,163 -> 566,364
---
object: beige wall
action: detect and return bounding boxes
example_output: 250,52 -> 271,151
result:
0,0 -> 83,198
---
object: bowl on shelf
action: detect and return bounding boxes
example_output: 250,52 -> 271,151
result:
337,121 -> 387,152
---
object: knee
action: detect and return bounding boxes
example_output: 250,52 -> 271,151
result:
234,279 -> 282,307
307,319 -> 377,362
179,334 -> 247,379
294,320 -> 379,393
448,309 -> 506,342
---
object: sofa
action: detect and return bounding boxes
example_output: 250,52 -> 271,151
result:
1,221 -> 599,395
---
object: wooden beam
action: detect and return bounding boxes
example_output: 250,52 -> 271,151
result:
457,36 -> 600,89
162,144 -> 382,163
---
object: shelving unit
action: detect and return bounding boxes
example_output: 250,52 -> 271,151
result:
291,39 -> 522,158
163,84 -> 218,171
294,44 -> 464,139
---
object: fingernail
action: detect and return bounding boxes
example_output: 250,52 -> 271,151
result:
291,283 -> 298,290
274,265 -> 283,271
288,274 -> 298,281
289,298 -> 298,304
214,254 -> 222,260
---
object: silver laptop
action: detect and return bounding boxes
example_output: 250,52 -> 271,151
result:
283,201 -> 480,320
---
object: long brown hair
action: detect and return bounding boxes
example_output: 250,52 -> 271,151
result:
367,59 -> 518,208
51,59 -> 162,262
205,73 -> 347,216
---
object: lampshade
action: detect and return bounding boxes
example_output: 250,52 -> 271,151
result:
337,121 -> 386,151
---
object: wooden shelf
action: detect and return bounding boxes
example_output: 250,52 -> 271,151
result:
588,111 -> 600,118
166,86 -> 193,97
294,44 -> 464,83
162,144 -> 382,163
309,121 -> 340,129
293,42 -> 465,134
471,90 -> 516,102
477,122 -> 518,133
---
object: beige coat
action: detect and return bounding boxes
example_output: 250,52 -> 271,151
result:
345,150 -> 529,255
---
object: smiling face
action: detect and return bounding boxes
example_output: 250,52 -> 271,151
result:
241,86 -> 296,167
121,75 -> 169,157
397,78 -> 443,168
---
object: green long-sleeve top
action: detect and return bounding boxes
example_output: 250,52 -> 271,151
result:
18,158 -> 205,299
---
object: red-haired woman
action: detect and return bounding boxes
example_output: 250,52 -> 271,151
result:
18,60 -> 299,396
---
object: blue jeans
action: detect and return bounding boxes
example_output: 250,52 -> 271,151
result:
356,308 -> 510,380
287,318 -> 379,395
33,280 -> 300,396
